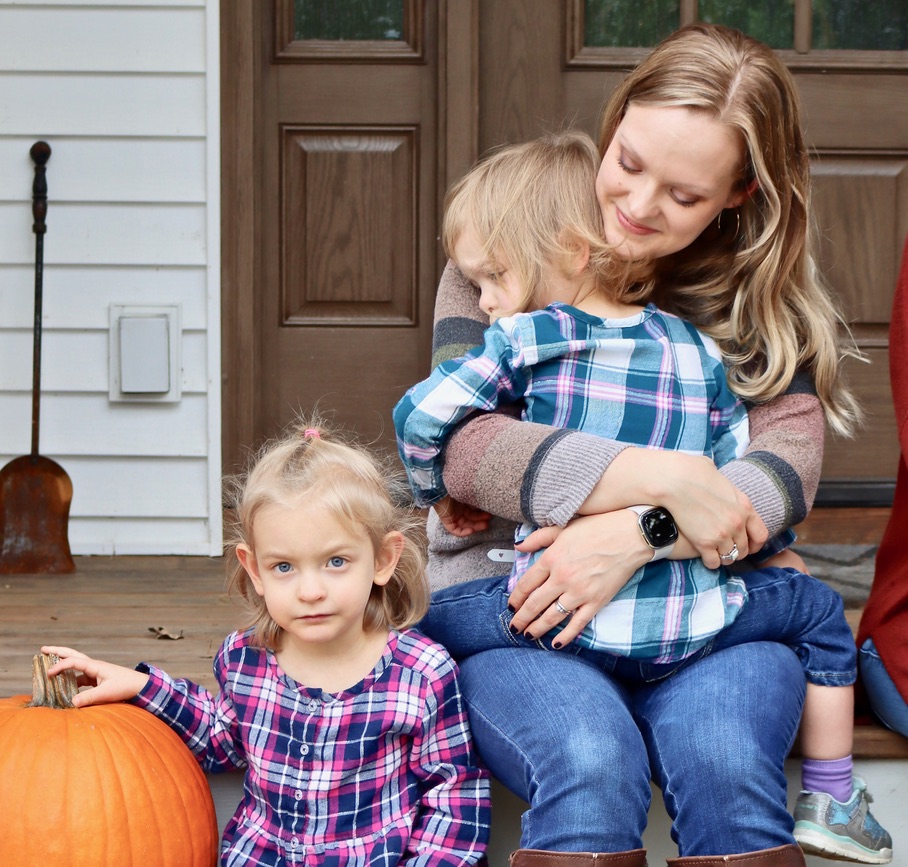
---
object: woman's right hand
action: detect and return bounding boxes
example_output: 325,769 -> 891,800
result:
581,449 -> 769,569
507,510 -> 652,645
656,453 -> 768,568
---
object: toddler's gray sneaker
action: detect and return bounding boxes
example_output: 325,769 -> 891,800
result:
793,776 -> 892,864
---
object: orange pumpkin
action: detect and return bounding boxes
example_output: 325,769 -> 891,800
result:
0,654 -> 218,866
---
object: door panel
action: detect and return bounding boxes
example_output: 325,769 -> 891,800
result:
221,1 -> 453,469
272,124 -> 420,437
262,2 -> 437,452
810,152 -> 907,496
281,127 -> 417,326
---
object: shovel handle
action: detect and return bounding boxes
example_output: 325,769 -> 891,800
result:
29,141 -> 51,457
30,141 -> 51,235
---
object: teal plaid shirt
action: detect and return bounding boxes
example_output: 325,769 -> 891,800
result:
395,303 -> 763,663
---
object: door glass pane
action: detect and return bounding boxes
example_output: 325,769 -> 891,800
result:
584,0 -> 679,47
698,0 -> 794,48
813,0 -> 908,50
586,1 -> 907,51
294,0 -> 403,41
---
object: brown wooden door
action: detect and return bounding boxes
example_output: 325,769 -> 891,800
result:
222,1 -> 907,537
220,1 -> 477,471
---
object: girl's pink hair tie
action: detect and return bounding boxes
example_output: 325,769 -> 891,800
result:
303,428 -> 320,439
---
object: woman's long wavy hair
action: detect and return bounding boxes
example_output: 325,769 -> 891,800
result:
225,416 -> 429,651
598,23 -> 861,435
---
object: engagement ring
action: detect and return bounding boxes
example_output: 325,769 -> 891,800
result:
719,543 -> 740,563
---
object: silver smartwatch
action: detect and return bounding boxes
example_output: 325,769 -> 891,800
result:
628,505 -> 678,562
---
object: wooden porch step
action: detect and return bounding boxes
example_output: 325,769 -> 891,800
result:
790,725 -> 908,760
832,607 -> 907,759
853,723 -> 908,759
3,558 -> 905,759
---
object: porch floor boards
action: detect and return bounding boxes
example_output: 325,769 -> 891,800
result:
1,556 -> 239,697
2,555 -> 906,758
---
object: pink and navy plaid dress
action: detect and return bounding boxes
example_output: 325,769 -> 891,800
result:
395,302 -> 761,663
133,628 -> 490,866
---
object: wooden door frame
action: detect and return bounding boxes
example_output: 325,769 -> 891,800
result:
218,0 -> 479,475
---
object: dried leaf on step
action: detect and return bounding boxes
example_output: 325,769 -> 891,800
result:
149,626 -> 184,640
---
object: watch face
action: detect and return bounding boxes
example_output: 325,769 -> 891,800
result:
640,508 -> 679,548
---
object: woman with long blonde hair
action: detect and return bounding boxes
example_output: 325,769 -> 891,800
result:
417,23 -> 867,867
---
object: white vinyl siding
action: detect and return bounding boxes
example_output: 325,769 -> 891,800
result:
0,0 -> 221,556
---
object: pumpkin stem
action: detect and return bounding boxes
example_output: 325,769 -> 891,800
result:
29,653 -> 79,708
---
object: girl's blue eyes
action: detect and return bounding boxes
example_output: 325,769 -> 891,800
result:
272,556 -> 347,572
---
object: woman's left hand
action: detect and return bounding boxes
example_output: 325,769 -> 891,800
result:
507,511 -> 651,645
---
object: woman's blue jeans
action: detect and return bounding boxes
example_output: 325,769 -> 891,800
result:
420,575 -> 806,855
859,637 -> 908,737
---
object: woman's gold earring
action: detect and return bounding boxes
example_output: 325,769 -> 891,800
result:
717,208 -> 741,241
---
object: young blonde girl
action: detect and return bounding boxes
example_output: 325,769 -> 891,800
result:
45,419 -> 490,867
394,131 -> 890,865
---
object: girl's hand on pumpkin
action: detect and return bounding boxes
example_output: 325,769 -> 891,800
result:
40,645 -> 149,707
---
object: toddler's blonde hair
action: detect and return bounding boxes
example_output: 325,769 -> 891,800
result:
442,130 -> 642,313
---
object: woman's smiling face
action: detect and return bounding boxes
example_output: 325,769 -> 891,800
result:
596,103 -> 748,261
